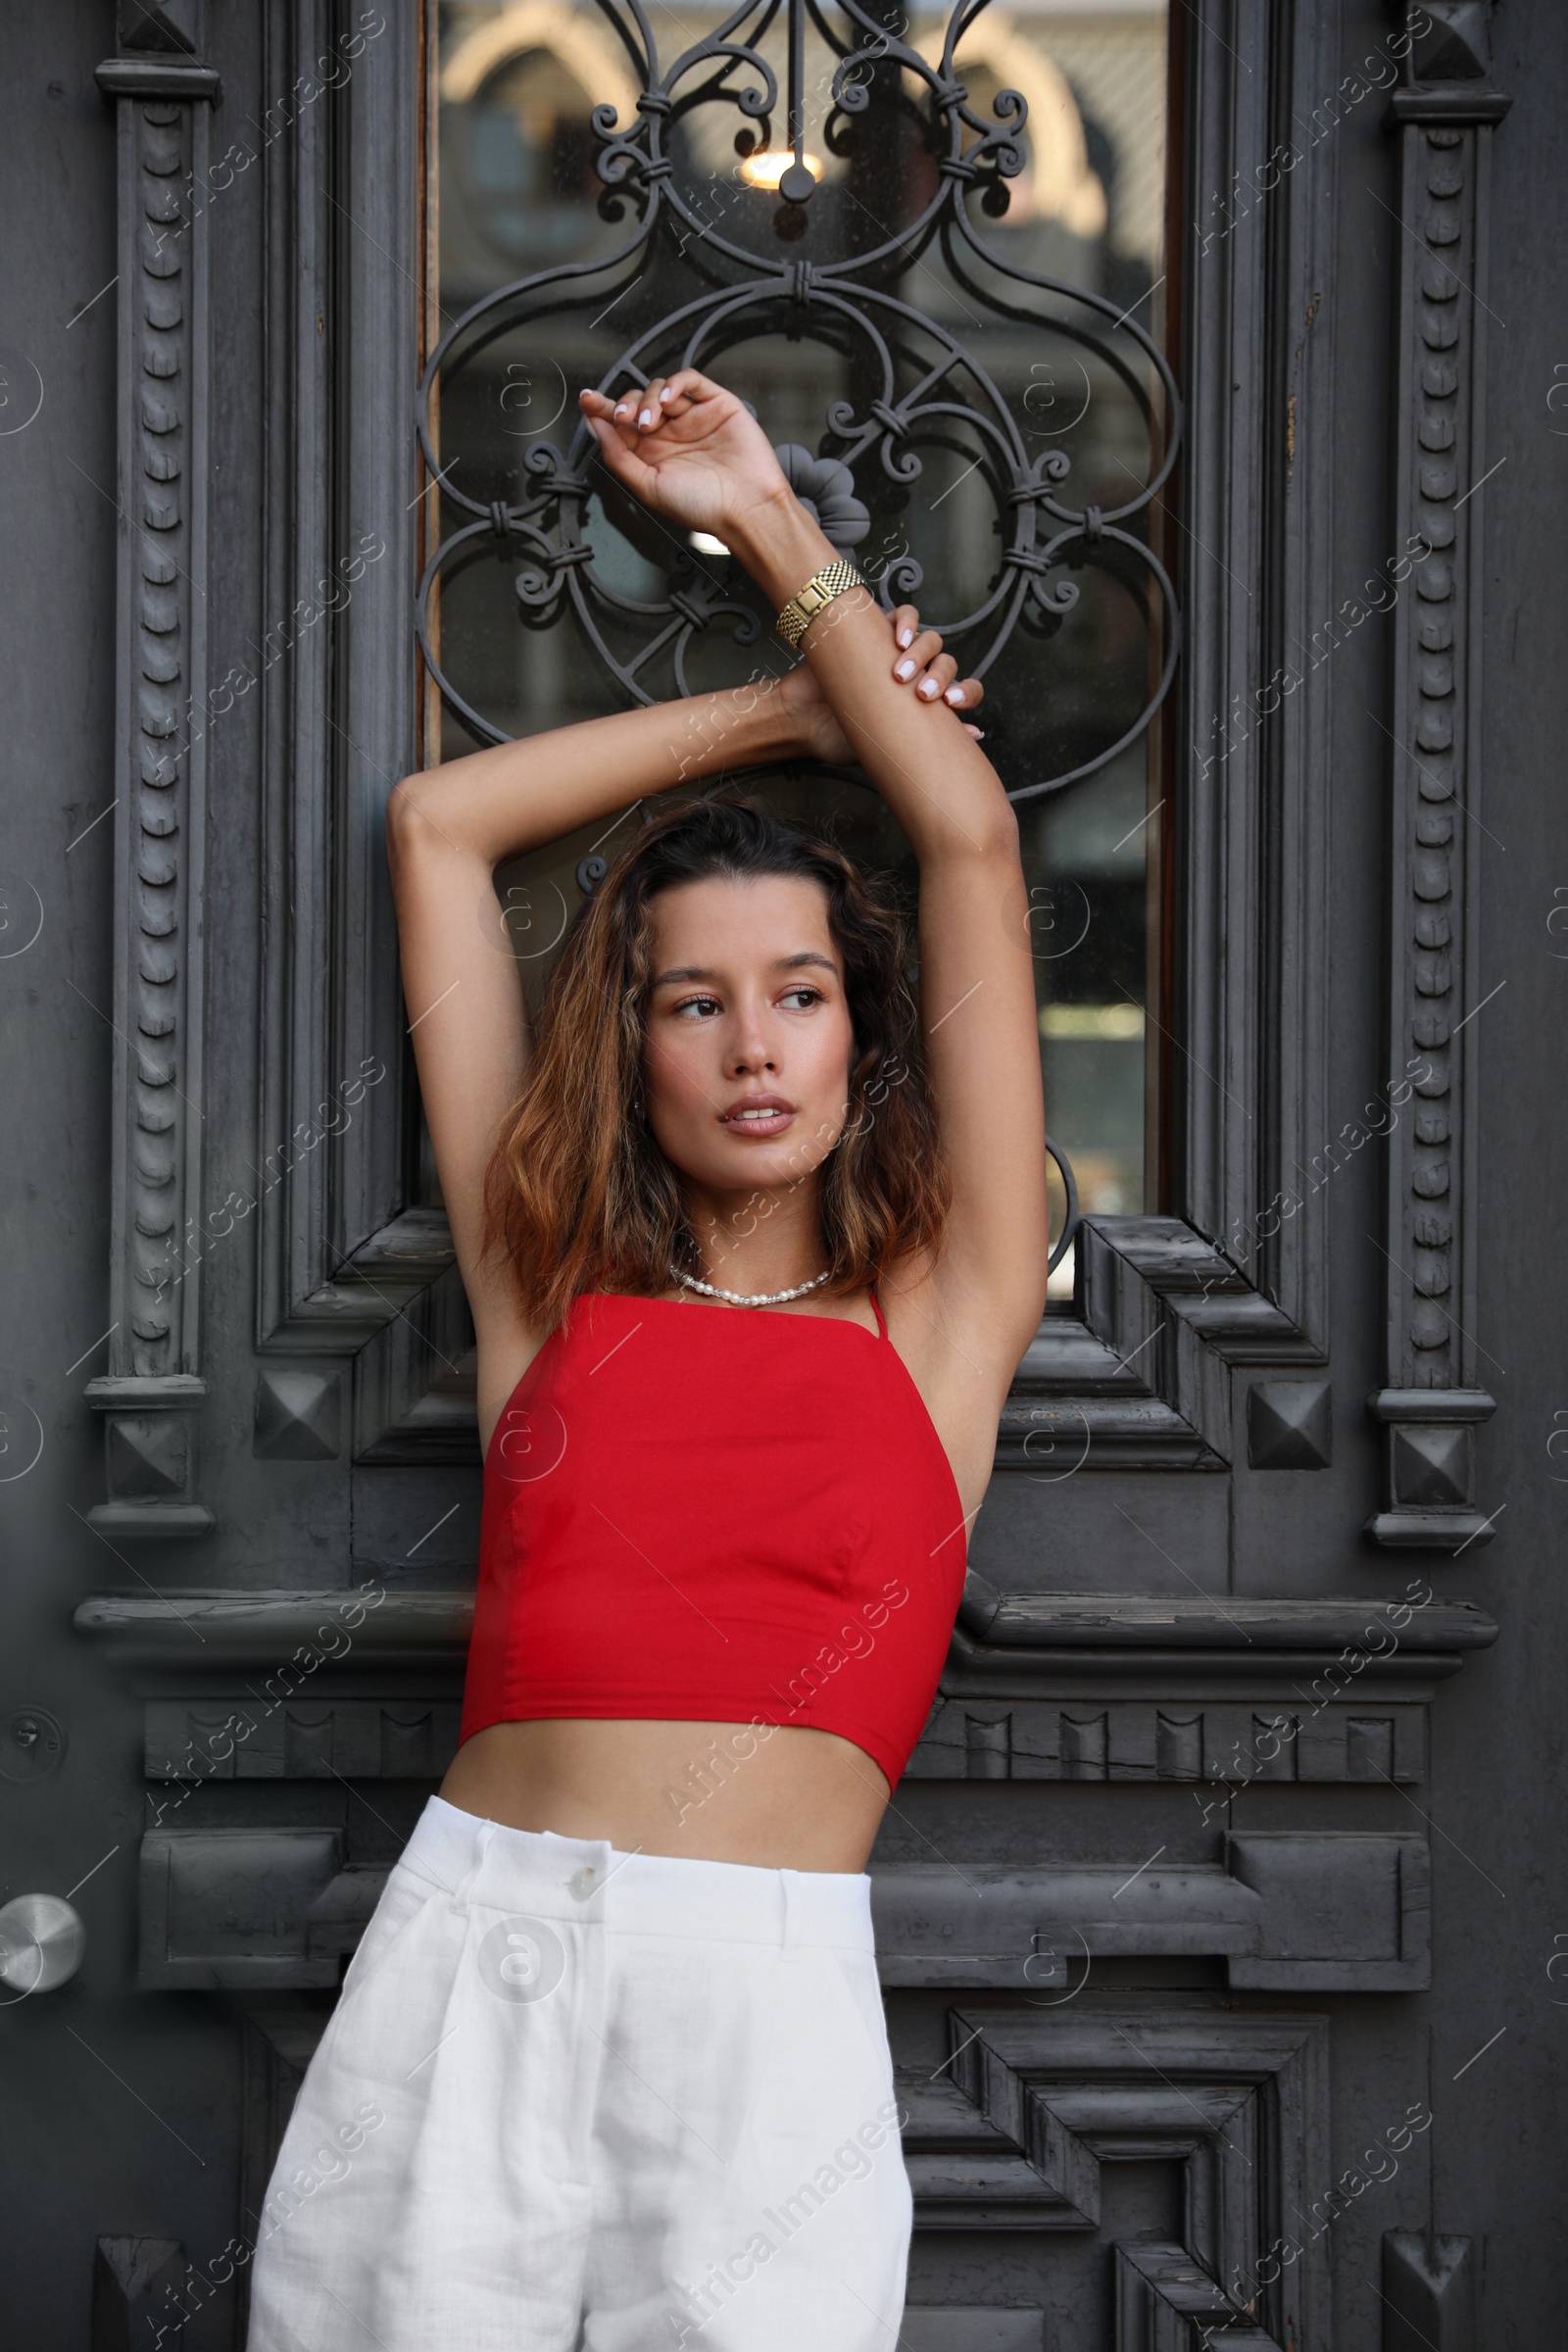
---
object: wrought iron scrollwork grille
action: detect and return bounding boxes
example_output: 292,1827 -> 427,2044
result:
418,0 -> 1179,1265
417,0 -> 1179,794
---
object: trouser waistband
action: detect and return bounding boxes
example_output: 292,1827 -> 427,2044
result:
398,1795 -> 876,1951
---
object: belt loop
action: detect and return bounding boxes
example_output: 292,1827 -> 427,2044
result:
781,1869 -> 804,1951
449,1816 -> 496,1915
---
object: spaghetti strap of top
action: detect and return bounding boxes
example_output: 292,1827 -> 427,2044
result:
869,1285 -> 889,1341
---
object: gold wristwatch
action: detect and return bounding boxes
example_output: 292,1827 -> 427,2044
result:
774,558 -> 868,651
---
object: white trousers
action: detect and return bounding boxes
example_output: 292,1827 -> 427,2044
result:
246,1796 -> 911,2351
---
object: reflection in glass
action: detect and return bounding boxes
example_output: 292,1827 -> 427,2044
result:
425,0 -> 1173,1298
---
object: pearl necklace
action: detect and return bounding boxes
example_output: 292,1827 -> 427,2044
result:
669,1265 -> 833,1308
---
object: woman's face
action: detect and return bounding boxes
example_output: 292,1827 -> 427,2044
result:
641,872 -> 857,1198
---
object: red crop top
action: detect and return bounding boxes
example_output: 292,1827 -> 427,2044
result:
459,1290 -> 969,1789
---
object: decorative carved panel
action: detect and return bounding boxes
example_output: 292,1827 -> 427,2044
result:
1115,2244 -> 1282,2351
1247,1379 -> 1333,1470
91,2235 -> 187,2351
74,1579 -> 1498,1672
236,2005 -> 336,2347
304,0 -> 1342,1475
255,0 -> 416,1369
144,1698 -> 462,1782
1382,2228 -> 1476,2352
86,42 -> 221,1537
1368,11 -> 1510,1545
911,1695 -> 1428,1786
141,1684 -> 1438,1789
135,1823 -> 1430,1993
899,2006 -> 1329,2344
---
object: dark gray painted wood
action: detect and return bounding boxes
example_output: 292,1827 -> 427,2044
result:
83,49 -> 221,1539
1367,38 -> 1510,1545
130,1830 -> 1431,1993
4,0 -> 1567,2342
1380,2230 -> 1475,2352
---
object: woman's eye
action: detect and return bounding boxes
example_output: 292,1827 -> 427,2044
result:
673,995 -> 721,1019
781,987 -> 823,1010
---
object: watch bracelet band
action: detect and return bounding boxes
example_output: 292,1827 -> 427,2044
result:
774,558 -> 868,651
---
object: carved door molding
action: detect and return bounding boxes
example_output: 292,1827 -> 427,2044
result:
82,7 -> 1516,1519
1370,22 -> 1510,1545
68,1 -> 1518,2343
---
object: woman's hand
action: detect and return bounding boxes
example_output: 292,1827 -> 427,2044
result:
775,605 -> 985,763
887,604 -> 985,728
579,370 -> 792,540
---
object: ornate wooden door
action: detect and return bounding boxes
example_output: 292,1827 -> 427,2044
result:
9,0 -> 1556,2345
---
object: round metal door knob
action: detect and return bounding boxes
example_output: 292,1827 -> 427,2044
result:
0,1893 -> 86,1994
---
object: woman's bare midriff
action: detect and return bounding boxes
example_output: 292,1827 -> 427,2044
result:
438,1717 -> 893,1873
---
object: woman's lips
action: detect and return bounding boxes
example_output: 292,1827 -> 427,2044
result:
718,1097 -> 795,1139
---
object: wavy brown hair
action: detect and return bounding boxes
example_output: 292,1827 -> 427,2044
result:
483,796 -> 950,1330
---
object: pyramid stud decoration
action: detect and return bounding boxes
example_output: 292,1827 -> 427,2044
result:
1247,1380 -> 1333,1470
254,1369 -> 342,1462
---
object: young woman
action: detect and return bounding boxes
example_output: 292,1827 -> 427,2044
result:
247,370 -> 1050,2351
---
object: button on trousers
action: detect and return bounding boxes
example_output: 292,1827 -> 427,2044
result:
246,1796 -> 911,2350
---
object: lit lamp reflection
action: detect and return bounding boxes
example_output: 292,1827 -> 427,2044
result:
737,149 -> 824,193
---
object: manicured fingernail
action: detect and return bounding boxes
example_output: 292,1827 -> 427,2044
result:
918,676 -> 940,699
898,626 -> 912,647
638,409 -> 654,428
895,658 -> 916,680
944,684 -> 964,705
966,726 -> 985,740
660,386 -> 677,403
613,403 -> 628,418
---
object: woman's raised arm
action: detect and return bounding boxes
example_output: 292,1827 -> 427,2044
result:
386,620 -> 979,1370
582,372 -> 1053,1391
388,684 -> 803,1358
